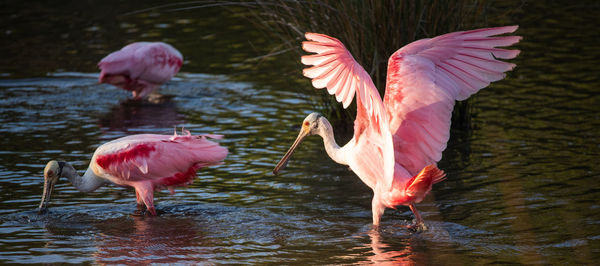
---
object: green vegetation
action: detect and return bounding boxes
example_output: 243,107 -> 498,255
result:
244,0 -> 492,123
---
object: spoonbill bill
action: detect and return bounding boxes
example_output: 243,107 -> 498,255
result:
98,42 -> 183,100
274,26 -> 521,229
39,130 -> 227,215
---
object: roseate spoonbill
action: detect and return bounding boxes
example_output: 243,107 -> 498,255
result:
274,26 -> 521,229
98,42 -> 183,100
38,130 -> 227,215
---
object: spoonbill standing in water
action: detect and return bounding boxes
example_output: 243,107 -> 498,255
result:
39,130 -> 227,215
98,42 -> 183,100
274,26 -> 521,229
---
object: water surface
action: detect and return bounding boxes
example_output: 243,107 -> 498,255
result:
1,0 -> 599,264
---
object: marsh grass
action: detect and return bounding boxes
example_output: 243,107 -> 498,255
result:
144,1 -> 499,128
242,0 -> 492,127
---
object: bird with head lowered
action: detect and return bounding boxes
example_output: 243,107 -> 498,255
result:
39,130 -> 227,215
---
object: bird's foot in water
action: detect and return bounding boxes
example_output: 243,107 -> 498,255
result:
146,93 -> 174,104
132,204 -> 159,216
408,221 -> 428,232
397,220 -> 428,232
132,204 -> 147,216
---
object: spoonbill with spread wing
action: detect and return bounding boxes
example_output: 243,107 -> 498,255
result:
273,26 -> 521,229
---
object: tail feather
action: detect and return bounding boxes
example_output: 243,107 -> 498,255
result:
404,165 -> 446,203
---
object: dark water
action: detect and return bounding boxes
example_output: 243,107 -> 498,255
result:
1,1 -> 599,264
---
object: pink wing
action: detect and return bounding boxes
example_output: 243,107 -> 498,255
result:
383,26 -> 521,176
302,33 -> 396,190
91,132 -> 227,189
98,42 -> 183,86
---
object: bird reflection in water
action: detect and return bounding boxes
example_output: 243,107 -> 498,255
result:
354,221 -> 456,265
98,98 -> 184,133
354,229 -> 417,265
93,216 -> 209,264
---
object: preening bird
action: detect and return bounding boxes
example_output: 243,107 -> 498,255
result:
98,42 -> 183,100
39,130 -> 227,215
273,26 -> 521,229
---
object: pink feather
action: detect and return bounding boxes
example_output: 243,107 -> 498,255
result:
98,42 -> 183,99
299,26 -> 521,226
302,32 -> 396,192
90,132 -> 227,214
384,25 -> 521,177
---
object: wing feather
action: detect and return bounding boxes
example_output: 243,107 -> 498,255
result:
384,26 -> 521,176
92,133 -> 227,187
342,74 -> 357,108
302,32 -> 395,190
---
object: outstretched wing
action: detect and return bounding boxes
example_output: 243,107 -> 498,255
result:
383,26 -> 521,176
301,33 -> 395,190
91,132 -> 227,187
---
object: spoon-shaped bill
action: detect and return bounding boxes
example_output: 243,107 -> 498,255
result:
38,178 -> 55,212
273,127 -> 310,175
38,160 -> 61,213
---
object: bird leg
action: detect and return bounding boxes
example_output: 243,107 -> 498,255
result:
132,190 -> 148,216
408,204 -> 427,231
372,196 -> 386,227
146,206 -> 157,216
132,185 -> 157,216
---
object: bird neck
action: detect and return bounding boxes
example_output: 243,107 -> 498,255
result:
61,163 -> 105,193
318,119 -> 348,165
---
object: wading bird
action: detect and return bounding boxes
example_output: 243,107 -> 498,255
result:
98,42 -> 183,100
274,26 -> 521,229
39,130 -> 227,215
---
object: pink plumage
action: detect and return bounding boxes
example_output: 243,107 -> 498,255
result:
50,131 -> 227,216
98,42 -> 183,99
300,26 -> 521,227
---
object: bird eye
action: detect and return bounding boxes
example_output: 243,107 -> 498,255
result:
304,121 -> 309,126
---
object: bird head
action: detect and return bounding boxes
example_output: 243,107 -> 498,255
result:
38,160 -> 65,213
273,112 -> 325,175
